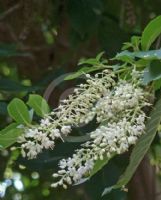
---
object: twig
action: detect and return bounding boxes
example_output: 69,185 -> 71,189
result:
0,3 -> 21,21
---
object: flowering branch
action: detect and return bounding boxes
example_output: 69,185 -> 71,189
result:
51,70 -> 151,188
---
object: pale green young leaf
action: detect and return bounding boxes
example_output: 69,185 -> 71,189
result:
27,94 -> 50,117
0,123 -> 23,148
141,15 -> 161,50
7,98 -> 31,125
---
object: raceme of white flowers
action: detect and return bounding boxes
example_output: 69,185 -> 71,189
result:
51,114 -> 146,189
18,69 -> 116,159
51,71 -> 151,189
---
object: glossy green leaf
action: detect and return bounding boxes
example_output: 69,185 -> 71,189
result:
7,98 -> 31,125
141,15 -> 161,50
102,96 -> 161,196
143,60 -> 161,85
27,94 -> 50,117
0,123 -> 23,148
90,157 -> 110,177
115,49 -> 161,62
114,50 -> 134,63
134,49 -> 161,59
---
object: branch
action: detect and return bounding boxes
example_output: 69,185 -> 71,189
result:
0,3 -> 21,21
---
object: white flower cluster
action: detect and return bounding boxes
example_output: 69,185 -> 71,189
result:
51,114 -> 147,189
94,80 -> 147,122
51,76 -> 151,189
52,113 -> 145,189
18,70 -> 116,159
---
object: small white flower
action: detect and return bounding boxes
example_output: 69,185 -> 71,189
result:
41,118 -> 50,126
128,136 -> 137,144
86,74 -> 91,78
25,129 -> 37,138
51,183 -> 58,188
50,129 -> 61,139
61,126 -> 71,135
59,159 -> 67,169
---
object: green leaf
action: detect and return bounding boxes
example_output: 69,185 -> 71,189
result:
0,123 -> 19,134
90,157 -> 110,177
135,49 -> 161,60
78,52 -> 107,66
122,42 -> 133,51
74,177 -> 90,186
27,94 -> 50,117
29,109 -> 34,121
122,36 -> 141,51
115,49 -> 161,62
73,155 -> 112,185
152,145 -> 161,161
114,50 -> 134,63
154,79 -> 161,90
7,98 -> 31,125
143,60 -> 161,85
96,52 -> 105,61
131,36 -> 141,49
102,96 -> 161,196
141,16 -> 161,50
0,123 -> 23,148
64,65 -> 106,80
